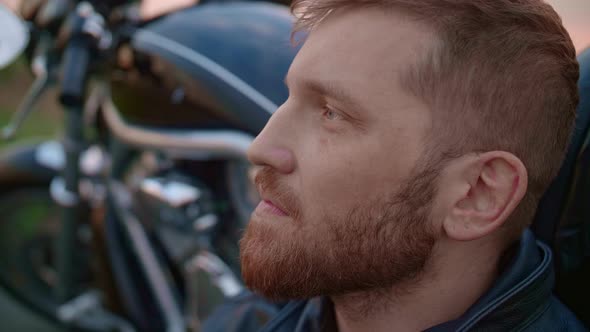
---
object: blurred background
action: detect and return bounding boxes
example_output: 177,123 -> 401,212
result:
0,0 -> 588,151
0,0 -> 205,152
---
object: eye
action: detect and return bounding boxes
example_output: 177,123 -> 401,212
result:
322,105 -> 343,121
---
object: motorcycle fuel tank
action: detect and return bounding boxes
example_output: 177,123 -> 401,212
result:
109,2 -> 299,135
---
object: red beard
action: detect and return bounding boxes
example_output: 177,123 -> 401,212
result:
240,164 -> 439,301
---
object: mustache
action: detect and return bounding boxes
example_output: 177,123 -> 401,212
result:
254,167 -> 302,221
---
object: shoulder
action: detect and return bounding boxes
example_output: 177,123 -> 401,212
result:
521,296 -> 588,332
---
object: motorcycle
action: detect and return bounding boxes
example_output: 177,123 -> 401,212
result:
0,1 -> 298,331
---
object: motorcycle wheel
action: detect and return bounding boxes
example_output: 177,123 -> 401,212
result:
0,185 -> 95,330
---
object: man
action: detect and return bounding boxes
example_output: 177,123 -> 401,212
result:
202,0 -> 586,331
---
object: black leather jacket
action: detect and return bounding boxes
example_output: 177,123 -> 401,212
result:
203,230 -> 587,331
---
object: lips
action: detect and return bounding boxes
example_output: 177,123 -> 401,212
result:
257,199 -> 289,217
252,167 -> 295,218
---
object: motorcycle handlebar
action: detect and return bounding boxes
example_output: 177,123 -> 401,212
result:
58,2 -> 106,108
59,36 -> 91,107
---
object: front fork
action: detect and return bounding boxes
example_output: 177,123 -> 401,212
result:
55,105 -> 86,302
54,1 -> 99,303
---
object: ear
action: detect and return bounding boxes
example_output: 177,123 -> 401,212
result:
443,152 -> 528,241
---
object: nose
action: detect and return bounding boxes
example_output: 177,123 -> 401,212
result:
247,105 -> 296,174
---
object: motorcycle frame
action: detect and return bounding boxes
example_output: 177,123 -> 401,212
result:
2,2 -> 275,330
46,79 -> 255,331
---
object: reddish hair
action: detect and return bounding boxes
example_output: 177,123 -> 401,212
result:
291,0 -> 580,231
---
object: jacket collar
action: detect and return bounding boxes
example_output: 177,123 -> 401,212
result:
426,229 -> 554,331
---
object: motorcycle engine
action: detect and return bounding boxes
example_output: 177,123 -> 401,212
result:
135,169 -> 217,262
123,153 -> 251,326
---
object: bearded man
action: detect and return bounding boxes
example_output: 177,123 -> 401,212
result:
203,0 -> 586,331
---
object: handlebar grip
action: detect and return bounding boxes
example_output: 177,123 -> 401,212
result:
59,36 -> 91,107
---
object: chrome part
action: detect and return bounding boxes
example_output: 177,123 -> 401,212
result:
193,214 -> 218,232
57,290 -> 101,322
103,98 -> 254,159
84,84 -> 108,125
185,251 -> 244,331
2,32 -> 51,140
133,28 -> 278,115
109,181 -> 186,332
2,63 -> 50,140
123,151 -> 165,190
80,145 -> 108,176
141,178 -> 202,208
82,11 -> 105,40
32,53 -> 48,77
57,290 -> 136,332
36,141 -> 66,171
30,33 -> 53,77
185,251 -> 243,298
75,2 -> 110,49
50,177 -> 80,207
36,141 -> 108,176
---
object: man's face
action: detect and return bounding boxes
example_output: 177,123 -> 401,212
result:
241,9 -> 439,300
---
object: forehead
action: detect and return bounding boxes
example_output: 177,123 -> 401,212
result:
289,8 -> 436,97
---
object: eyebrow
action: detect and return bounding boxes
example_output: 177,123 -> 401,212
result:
284,74 -> 369,118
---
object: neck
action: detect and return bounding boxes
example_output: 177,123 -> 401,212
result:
331,239 -> 502,332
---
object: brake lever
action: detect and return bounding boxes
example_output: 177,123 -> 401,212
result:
1,36 -> 53,141
1,65 -> 51,140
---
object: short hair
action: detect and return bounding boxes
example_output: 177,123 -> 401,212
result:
291,0 -> 580,232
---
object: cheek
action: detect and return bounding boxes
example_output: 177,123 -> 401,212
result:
293,114 -> 424,219
299,140 -> 406,216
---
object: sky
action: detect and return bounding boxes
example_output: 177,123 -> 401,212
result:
546,0 -> 590,51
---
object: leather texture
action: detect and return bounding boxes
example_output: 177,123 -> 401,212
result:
532,47 -> 590,326
203,230 -> 588,331
532,47 -> 590,247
